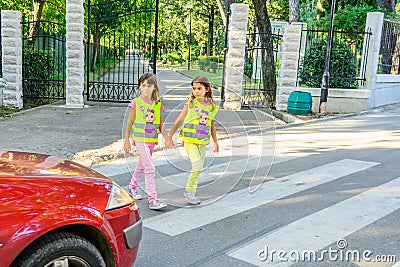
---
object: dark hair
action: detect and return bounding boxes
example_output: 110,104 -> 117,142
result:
189,75 -> 216,110
138,73 -> 160,102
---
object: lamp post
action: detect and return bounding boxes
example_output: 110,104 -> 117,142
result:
183,6 -> 192,71
319,0 -> 336,114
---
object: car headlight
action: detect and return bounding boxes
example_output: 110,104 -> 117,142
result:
106,182 -> 133,210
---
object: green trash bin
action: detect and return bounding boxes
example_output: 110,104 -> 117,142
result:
287,91 -> 312,115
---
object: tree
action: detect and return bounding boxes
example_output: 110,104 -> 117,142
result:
289,0 -> 300,23
252,0 -> 277,101
377,0 -> 395,12
377,0 -> 397,74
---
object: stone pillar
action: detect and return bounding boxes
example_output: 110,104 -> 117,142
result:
66,0 -> 85,107
276,24 -> 302,111
223,3 -> 249,110
359,12 -> 384,108
1,10 -> 23,108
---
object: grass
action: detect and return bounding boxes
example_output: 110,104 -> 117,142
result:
0,106 -> 20,117
161,61 -> 224,89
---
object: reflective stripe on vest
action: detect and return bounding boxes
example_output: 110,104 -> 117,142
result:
181,99 -> 218,145
132,98 -> 161,143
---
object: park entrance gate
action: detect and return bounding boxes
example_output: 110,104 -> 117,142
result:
86,0 -> 159,102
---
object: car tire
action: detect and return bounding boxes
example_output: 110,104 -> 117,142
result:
11,231 -> 106,267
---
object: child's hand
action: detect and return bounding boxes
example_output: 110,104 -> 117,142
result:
123,139 -> 131,153
164,138 -> 173,148
214,143 -> 219,154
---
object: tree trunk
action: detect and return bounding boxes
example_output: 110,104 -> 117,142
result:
377,0 -> 395,12
207,6 -> 215,56
252,0 -> 277,102
29,0 -> 47,45
289,0 -> 300,23
216,0 -> 226,27
377,0 -> 397,74
92,23 -> 100,70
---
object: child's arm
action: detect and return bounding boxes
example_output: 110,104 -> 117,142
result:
124,108 -> 136,153
166,104 -> 188,147
159,118 -> 169,142
211,120 -> 219,153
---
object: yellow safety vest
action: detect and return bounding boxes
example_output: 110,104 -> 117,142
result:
132,97 -> 161,143
181,98 -> 218,144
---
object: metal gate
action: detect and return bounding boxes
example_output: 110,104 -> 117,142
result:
242,29 -> 282,109
86,0 -> 159,102
21,19 -> 66,100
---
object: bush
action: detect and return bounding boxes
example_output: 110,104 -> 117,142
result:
299,39 -> 358,89
23,48 -> 54,80
198,55 -> 224,63
164,51 -> 181,64
23,47 -> 56,98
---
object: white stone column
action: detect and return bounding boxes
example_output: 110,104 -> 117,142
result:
1,10 -> 23,108
223,3 -> 249,110
275,24 -> 302,111
66,0 -> 85,107
359,12 -> 384,109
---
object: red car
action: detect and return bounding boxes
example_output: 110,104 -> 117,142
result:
0,150 -> 142,267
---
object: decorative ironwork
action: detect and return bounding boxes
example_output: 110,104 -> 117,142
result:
297,27 -> 371,88
85,0 -> 159,102
21,20 -> 66,100
378,19 -> 400,74
242,29 -> 282,109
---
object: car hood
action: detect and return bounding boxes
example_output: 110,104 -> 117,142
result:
0,150 -> 110,182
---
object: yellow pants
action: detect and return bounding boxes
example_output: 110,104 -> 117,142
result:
184,142 -> 207,193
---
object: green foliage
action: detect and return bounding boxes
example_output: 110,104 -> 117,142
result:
23,48 -> 54,80
299,39 -> 358,88
164,51 -> 181,64
318,5 -> 379,32
267,0 -> 289,21
198,56 -> 224,63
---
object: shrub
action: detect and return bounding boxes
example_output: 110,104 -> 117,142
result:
299,39 -> 358,89
164,51 -> 181,64
23,48 -> 54,80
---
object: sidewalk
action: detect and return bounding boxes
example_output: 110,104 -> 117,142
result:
0,67 -> 390,166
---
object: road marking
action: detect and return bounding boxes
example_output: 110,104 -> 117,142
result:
143,159 -> 379,236
228,177 -> 400,266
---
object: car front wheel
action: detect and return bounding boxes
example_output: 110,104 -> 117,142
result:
12,231 -> 106,267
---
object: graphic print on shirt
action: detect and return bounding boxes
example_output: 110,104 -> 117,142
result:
195,106 -> 210,136
140,106 -> 156,135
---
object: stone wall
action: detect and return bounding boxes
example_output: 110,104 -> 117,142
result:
65,0 -> 85,107
222,4 -> 249,110
1,10 -> 23,108
275,24 -> 302,111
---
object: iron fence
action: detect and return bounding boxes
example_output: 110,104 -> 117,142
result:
378,19 -> 400,74
242,29 -> 283,109
297,28 -> 371,89
21,19 -> 66,100
85,0 -> 158,102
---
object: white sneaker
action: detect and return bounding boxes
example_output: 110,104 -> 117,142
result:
149,199 -> 167,210
130,188 -> 143,200
184,191 -> 201,205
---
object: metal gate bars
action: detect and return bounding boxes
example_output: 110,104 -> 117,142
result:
85,0 -> 159,102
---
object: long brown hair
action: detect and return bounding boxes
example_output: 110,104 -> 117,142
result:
189,75 -> 216,111
138,73 -> 160,103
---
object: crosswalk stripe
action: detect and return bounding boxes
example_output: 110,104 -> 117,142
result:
143,159 -> 379,236
228,177 -> 400,266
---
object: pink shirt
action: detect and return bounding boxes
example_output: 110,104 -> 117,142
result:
129,96 -> 164,111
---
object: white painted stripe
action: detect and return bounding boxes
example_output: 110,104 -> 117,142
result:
144,159 -> 379,236
228,177 -> 400,266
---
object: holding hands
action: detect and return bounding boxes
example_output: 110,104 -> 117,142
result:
165,135 -> 174,148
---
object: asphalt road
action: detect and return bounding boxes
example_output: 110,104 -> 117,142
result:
92,105 -> 400,267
